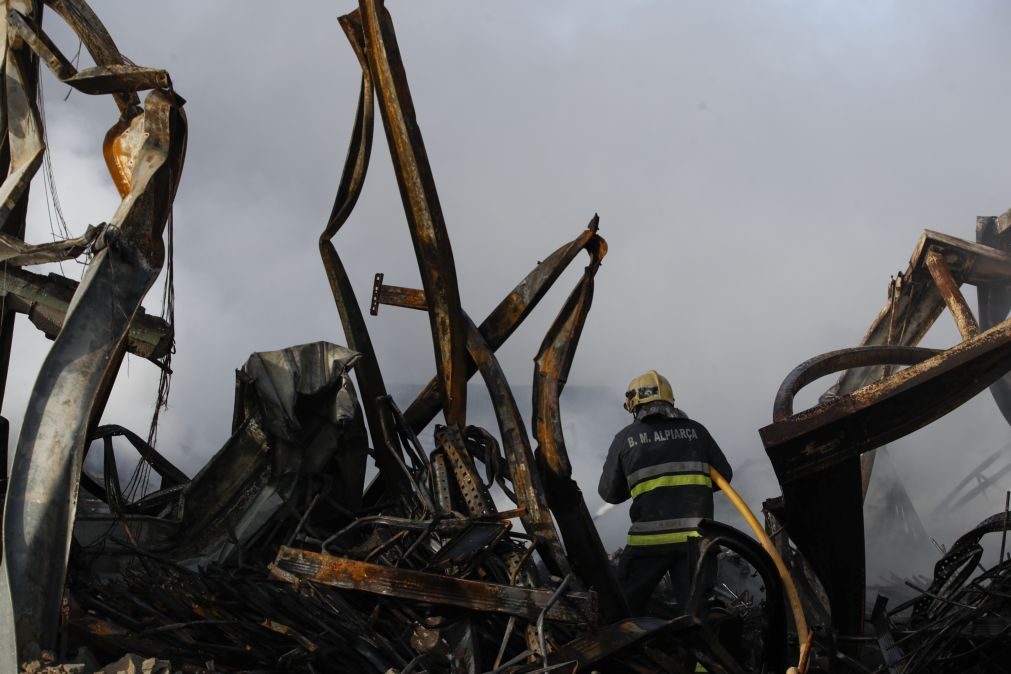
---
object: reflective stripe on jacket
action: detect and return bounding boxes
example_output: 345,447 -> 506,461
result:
598,413 -> 732,549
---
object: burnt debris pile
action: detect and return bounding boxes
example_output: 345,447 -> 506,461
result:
867,511 -> 1011,673
0,1 -> 790,672
3,1 -> 1011,673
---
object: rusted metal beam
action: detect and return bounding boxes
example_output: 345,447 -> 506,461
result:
357,0 -> 467,427
365,224 -> 603,508
463,318 -> 572,579
434,424 -> 495,517
826,229 -> 1011,400
11,11 -> 172,98
771,346 -> 940,423
0,265 -> 173,359
530,236 -> 629,622
44,0 -> 142,115
913,229 -> 1011,285
925,249 -> 980,340
0,0 -> 42,422
763,326 -> 1011,482
370,272 -> 426,314
271,547 -> 597,624
976,215 -> 1011,425
317,10 -> 412,505
403,222 -> 603,434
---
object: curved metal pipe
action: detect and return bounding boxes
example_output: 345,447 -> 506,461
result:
773,345 -> 939,422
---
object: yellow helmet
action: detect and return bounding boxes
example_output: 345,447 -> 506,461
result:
624,370 -> 675,412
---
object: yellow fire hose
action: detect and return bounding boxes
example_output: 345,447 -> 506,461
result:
710,467 -> 812,674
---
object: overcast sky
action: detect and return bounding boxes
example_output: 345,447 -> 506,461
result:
5,1 -> 1011,574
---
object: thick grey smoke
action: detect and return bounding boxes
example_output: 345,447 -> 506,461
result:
4,1 -> 1011,572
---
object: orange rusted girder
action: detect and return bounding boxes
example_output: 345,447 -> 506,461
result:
271,546 -> 596,624
925,249 -> 980,340
358,0 -> 468,428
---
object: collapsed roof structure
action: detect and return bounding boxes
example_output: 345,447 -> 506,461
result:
0,1 -> 1009,673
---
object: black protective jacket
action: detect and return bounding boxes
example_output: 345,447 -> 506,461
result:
598,410 -> 732,554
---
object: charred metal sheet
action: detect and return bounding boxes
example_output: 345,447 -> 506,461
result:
4,85 -> 186,659
175,342 -> 365,563
63,65 -> 171,95
1,0 -> 187,657
271,546 -> 597,625
67,341 -> 368,579
0,224 -> 102,265
0,265 -> 173,359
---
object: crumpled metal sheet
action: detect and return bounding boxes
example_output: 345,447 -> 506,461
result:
169,341 -> 367,567
234,341 -> 361,443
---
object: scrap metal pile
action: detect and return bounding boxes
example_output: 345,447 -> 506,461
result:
871,511 -> 1011,672
1,1 -> 1011,673
0,1 -> 794,672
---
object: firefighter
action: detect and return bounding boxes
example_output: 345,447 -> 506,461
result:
598,370 -> 733,615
